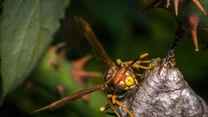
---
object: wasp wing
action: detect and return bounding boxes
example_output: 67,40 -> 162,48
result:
74,16 -> 115,67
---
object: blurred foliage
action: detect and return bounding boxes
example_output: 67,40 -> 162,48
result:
0,0 -> 69,101
0,0 -> 208,117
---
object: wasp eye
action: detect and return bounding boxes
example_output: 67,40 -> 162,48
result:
104,68 -> 114,82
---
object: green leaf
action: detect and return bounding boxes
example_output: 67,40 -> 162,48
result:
0,0 -> 70,101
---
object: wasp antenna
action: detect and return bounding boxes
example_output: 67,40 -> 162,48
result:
126,57 -> 140,70
140,53 -> 148,59
123,57 -> 140,74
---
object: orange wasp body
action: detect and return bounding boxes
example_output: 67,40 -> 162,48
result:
30,16 -> 154,117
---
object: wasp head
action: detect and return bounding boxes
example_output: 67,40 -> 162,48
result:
104,59 -> 139,91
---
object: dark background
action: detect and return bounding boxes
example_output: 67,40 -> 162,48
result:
1,0 -> 208,117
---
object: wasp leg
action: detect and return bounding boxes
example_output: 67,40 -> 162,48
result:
111,95 -> 134,117
119,60 -> 154,70
135,73 -> 142,77
117,53 -> 154,70
107,95 -> 121,117
100,104 -> 117,116
140,60 -> 151,63
139,53 -> 148,59
114,99 -> 134,117
117,53 -> 149,66
139,64 -> 154,70
100,94 -> 121,117
101,94 -> 134,117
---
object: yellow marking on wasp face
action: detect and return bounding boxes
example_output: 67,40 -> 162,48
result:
117,71 -> 138,90
118,81 -> 129,90
125,76 -> 134,86
123,87 -> 129,90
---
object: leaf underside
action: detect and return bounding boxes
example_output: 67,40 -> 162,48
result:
0,0 -> 70,102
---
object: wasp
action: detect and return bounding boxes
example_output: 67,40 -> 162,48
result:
30,16 -> 154,117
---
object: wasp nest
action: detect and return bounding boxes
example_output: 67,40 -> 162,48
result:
120,58 -> 208,117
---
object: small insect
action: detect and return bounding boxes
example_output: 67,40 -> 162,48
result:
30,16 -> 154,117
